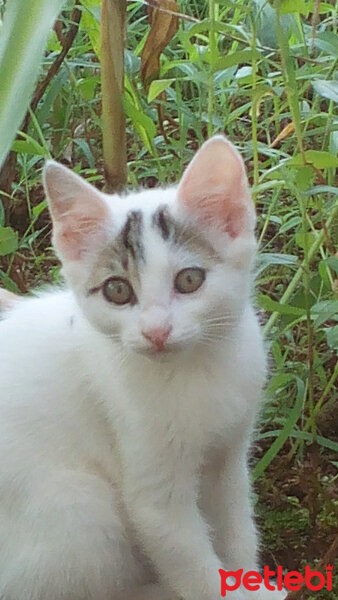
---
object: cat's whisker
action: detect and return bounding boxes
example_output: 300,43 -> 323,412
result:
201,331 -> 237,342
204,315 -> 236,323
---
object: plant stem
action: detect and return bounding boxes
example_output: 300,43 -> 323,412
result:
207,0 -> 217,137
101,0 -> 127,192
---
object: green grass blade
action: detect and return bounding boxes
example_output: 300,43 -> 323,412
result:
0,0 -> 66,168
253,377 -> 305,481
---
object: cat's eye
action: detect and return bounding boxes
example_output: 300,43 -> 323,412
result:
174,267 -> 206,294
102,277 -> 134,305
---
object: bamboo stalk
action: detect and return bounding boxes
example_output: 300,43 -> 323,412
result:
101,0 -> 127,192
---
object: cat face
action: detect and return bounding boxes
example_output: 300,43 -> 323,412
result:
44,136 -> 256,357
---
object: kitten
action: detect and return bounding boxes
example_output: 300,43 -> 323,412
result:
0,136 -> 286,600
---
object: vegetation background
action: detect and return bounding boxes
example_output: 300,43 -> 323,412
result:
0,1 -> 337,598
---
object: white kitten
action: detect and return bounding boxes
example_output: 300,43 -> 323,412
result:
0,137 -> 286,600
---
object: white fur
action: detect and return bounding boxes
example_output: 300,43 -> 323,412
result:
0,137 -> 286,600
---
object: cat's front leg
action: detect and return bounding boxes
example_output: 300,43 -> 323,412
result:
199,438 -> 258,573
200,441 -> 287,600
119,433 -> 245,600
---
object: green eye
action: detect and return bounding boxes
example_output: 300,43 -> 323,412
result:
102,277 -> 134,305
174,267 -> 206,294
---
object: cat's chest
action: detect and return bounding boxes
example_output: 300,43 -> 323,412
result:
166,373 -> 251,443
114,356 -> 256,451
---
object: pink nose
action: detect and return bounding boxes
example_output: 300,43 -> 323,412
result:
142,326 -> 172,351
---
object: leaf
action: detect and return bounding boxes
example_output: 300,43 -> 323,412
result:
0,227 -> 18,256
11,139 -> 48,156
74,139 -> 95,169
257,430 -> 338,455
33,200 -> 47,218
311,300 -> 338,328
124,49 -> 141,77
140,0 -> 178,90
0,0 -> 66,168
324,256 -> 338,275
270,121 -> 295,148
258,294 -> 306,316
148,79 -> 175,102
295,232 -> 316,250
325,325 -> 338,350
80,0 -> 101,58
253,377 -> 305,480
256,253 -> 298,276
252,0 -> 296,48
301,185 -> 338,197
123,94 -> 156,152
312,31 -> 338,58
294,165 -> 315,191
280,0 -> 308,15
213,49 -> 260,73
313,80 -> 338,104
288,150 -> 338,168
279,216 -> 302,233
77,76 -> 99,101
0,270 -> 20,293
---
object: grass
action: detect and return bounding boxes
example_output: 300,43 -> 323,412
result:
0,0 -> 337,594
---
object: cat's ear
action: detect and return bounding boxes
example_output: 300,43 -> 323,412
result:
177,136 -> 255,238
43,161 -> 110,261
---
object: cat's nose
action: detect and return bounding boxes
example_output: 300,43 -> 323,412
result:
142,326 -> 172,351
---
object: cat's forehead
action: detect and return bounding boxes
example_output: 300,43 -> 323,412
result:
88,188 -> 220,291
106,186 -> 177,221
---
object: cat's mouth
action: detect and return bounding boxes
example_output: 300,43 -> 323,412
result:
134,341 -> 185,359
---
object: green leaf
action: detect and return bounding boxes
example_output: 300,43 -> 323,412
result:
0,227 -> 18,256
0,0 -> 66,168
324,256 -> 338,275
124,50 -> 141,77
74,139 -> 95,170
80,1 -> 101,58
256,253 -> 298,276
311,300 -> 338,328
301,185 -> 338,196
295,232 -> 316,250
312,31 -> 338,58
313,80 -> 338,104
148,79 -> 175,103
213,50 -> 260,73
294,165 -> 315,191
279,216 -> 302,233
257,430 -> 338,455
33,200 -> 47,219
252,0 -> 296,48
253,377 -> 305,480
0,270 -> 20,293
123,95 -> 156,152
77,76 -> 99,101
280,0 -> 308,15
11,139 -> 48,156
258,294 -> 306,316
288,150 -> 338,168
325,325 -> 338,351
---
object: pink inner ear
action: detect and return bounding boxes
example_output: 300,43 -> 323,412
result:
44,161 -> 111,261
193,194 -> 249,238
178,136 -> 254,237
55,207 -> 108,260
